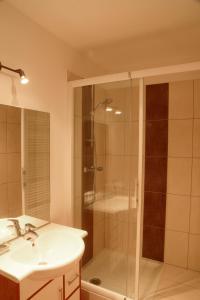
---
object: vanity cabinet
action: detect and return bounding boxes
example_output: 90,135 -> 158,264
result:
0,263 -> 81,300
30,277 -> 63,300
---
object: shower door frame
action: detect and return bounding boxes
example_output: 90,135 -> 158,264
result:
67,61 -> 200,300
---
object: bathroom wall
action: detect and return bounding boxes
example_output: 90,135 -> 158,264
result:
165,79 -> 200,271
143,79 -> 200,272
0,105 -> 22,218
0,2 -> 101,225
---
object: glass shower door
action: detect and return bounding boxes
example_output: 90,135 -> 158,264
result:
73,78 -> 140,299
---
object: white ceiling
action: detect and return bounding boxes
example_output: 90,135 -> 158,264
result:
6,0 -> 200,50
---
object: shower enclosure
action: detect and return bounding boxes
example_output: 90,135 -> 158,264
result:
73,78 -> 140,298
70,62 -> 200,300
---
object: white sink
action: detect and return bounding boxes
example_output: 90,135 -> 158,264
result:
10,228 -> 85,280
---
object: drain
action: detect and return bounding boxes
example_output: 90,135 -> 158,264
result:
38,261 -> 48,265
89,277 -> 102,285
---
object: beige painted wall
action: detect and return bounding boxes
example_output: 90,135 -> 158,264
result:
0,2 -> 101,225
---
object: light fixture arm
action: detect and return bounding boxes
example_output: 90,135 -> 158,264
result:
0,61 -> 29,84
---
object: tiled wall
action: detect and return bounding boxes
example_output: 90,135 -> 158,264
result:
0,105 -> 22,218
164,79 -> 200,271
143,83 -> 168,261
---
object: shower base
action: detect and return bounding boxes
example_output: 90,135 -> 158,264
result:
82,249 -> 200,299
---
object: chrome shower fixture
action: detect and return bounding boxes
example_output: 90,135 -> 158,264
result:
93,98 -> 122,115
0,61 -> 29,84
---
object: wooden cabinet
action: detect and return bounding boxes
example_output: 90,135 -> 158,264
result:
30,277 -> 63,300
64,263 -> 80,299
0,263 -> 81,300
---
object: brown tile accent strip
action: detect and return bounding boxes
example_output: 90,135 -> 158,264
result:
143,226 -> 165,261
143,83 -> 169,262
145,157 -> 167,193
146,120 -> 168,156
82,86 -> 94,265
143,192 -> 166,228
146,83 -> 168,120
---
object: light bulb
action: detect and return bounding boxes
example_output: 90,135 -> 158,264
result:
20,75 -> 29,84
105,106 -> 113,112
115,110 -> 122,115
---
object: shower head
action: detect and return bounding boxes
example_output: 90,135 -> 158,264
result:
93,98 -> 113,113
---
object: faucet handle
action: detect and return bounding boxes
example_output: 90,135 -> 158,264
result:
25,223 -> 36,232
8,218 -> 20,225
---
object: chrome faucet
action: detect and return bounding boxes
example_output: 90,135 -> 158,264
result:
23,223 -> 38,246
8,218 -> 22,237
8,219 -> 38,246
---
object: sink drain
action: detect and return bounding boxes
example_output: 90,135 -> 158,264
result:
89,277 -> 101,285
38,261 -> 48,265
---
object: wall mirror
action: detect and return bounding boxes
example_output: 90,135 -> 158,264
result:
0,104 -> 50,242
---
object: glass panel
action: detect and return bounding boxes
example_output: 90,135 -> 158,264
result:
73,79 -> 140,299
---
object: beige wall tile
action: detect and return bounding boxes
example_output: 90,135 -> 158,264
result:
74,116 -> 82,159
125,122 -> 139,155
194,79 -> 200,118
0,122 -> 6,153
169,80 -> 193,119
96,155 -> 106,193
7,182 -> 22,217
74,157 -> 82,198
127,86 -> 139,122
7,153 -> 21,183
168,120 -> 193,157
0,183 -> 8,217
7,123 -> 21,153
192,159 -> 200,196
106,123 -> 125,155
190,197 -> 200,234
164,230 -> 188,268
188,234 -> 200,272
93,210 -> 105,225
106,155 -> 138,194
166,194 -> 190,232
0,154 -> 7,184
193,119 -> 200,158
95,123 -> 106,155
167,158 -> 192,195
93,217 -> 105,256
73,196 -> 82,229
129,155 -> 139,184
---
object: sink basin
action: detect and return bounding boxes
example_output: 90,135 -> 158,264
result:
10,228 -> 85,280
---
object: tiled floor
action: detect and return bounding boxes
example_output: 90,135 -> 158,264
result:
82,249 -> 200,300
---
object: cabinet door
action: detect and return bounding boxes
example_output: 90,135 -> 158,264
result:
31,277 -> 63,300
64,263 -> 80,299
68,289 -> 80,300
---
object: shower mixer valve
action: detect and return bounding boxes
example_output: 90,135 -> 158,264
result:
83,166 -> 103,173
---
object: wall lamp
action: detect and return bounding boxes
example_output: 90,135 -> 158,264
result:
0,61 -> 29,84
